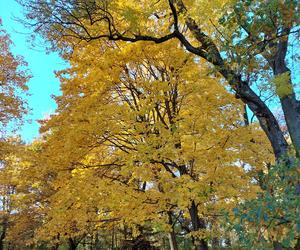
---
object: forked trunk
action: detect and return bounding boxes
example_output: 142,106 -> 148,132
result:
272,36 -> 300,155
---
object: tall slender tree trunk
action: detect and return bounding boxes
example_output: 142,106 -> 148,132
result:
168,232 -> 178,250
167,212 -> 178,250
188,201 -> 208,250
111,224 -> 115,250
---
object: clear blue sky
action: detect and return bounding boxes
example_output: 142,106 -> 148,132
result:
0,0 -> 66,142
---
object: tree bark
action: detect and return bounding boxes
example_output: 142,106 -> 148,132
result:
269,34 -> 300,155
230,75 -> 289,159
188,201 -> 208,250
168,232 -> 178,250
267,32 -> 300,250
68,238 -> 78,250
167,212 -> 178,250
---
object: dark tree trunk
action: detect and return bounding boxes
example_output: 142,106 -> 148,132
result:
68,238 -> 78,250
168,232 -> 178,250
221,71 -> 289,160
188,201 -> 208,250
270,33 -> 300,155
267,32 -> 300,250
167,212 -> 178,250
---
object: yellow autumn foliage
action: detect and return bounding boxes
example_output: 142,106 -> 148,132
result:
4,40 -> 274,246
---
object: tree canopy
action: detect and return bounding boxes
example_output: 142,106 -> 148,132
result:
0,0 -> 299,249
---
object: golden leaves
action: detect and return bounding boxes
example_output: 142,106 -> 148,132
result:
271,72 -> 292,98
0,25 -> 29,131
3,29 -> 272,246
